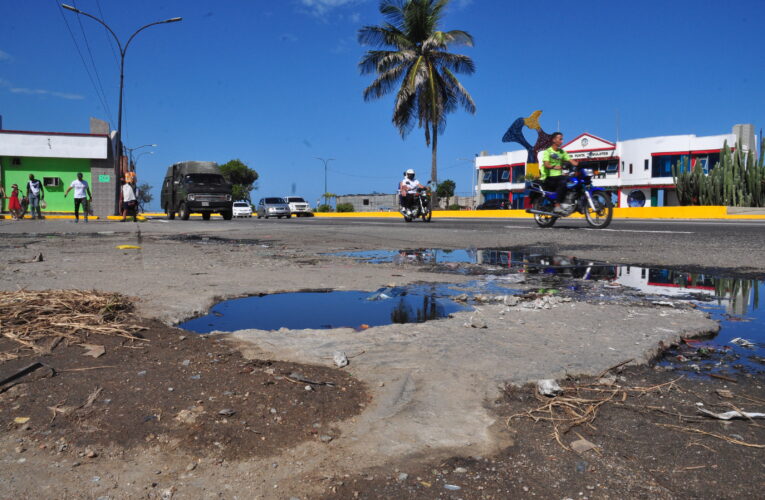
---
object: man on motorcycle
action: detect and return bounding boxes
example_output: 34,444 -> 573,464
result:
399,169 -> 425,215
541,132 -> 579,214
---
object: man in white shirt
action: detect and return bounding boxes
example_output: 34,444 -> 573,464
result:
120,179 -> 138,222
64,172 -> 92,223
398,169 -> 425,215
26,174 -> 45,219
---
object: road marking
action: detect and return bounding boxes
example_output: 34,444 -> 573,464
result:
583,228 -> 694,234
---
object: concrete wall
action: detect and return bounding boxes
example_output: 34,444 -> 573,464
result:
336,194 -> 398,212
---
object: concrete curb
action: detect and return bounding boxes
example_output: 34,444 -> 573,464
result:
313,206 -> 765,220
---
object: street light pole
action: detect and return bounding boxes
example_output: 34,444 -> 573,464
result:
125,143 -> 157,170
61,4 -> 180,212
315,157 -> 334,205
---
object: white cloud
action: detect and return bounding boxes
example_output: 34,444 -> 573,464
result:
455,0 -> 473,9
0,49 -> 12,61
300,0 -> 364,17
9,86 -> 84,100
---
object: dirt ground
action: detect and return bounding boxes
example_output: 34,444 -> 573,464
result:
324,367 -> 765,500
1,220 -> 764,498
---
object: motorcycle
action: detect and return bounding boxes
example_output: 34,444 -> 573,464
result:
400,187 -> 432,223
525,164 -> 614,229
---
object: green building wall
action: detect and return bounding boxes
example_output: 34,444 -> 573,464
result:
1,157 -> 91,212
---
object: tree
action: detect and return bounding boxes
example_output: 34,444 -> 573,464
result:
219,159 -> 259,201
136,182 -> 153,213
436,179 -> 455,207
359,0 -> 476,208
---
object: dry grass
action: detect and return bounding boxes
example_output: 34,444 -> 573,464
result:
0,290 -> 146,356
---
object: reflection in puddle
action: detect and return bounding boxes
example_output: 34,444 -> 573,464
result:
179,285 -> 471,333
334,247 -> 764,374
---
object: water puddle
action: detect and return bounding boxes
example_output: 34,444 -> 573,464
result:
334,247 -> 764,376
179,284 -> 473,333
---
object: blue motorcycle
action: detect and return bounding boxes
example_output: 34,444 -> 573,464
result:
525,165 -> 614,229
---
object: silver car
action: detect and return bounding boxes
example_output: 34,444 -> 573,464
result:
256,197 -> 291,219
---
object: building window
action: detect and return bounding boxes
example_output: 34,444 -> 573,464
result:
652,154 -> 689,177
363,199 -> 369,206
482,171 -> 492,183
621,161 -> 625,172
511,164 -> 525,182
644,159 -> 649,171
12,157 -> 21,165
500,169 -> 510,182
629,163 -> 633,174
606,162 -> 618,173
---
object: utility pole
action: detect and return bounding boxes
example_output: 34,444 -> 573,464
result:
315,157 -> 334,205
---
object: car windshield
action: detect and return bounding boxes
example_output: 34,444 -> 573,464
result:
233,202 -> 249,207
184,174 -> 225,185
287,197 -> 306,203
264,198 -> 286,204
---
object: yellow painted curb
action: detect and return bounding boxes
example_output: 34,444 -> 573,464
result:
106,215 -> 148,221
0,215 -> 101,220
313,206 -> 765,220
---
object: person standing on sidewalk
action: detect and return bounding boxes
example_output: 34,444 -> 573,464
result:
26,174 -> 45,219
120,179 -> 138,222
7,184 -> 22,220
64,172 -> 92,223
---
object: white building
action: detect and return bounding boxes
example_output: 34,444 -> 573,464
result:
475,124 -> 756,208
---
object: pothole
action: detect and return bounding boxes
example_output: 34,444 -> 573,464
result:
179,284 -> 475,333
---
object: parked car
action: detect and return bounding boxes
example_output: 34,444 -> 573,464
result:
284,196 -> 312,217
232,201 -> 253,218
256,197 -> 291,219
160,161 -> 233,220
476,199 -> 511,210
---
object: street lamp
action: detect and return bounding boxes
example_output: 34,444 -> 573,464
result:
315,157 -> 334,205
125,143 -> 157,169
61,4 -> 180,211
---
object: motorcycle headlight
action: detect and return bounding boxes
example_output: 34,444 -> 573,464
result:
583,168 -> 594,176
187,194 -> 196,201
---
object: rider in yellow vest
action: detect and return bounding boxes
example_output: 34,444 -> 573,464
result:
541,132 -> 579,213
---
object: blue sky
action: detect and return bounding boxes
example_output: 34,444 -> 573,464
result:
1,0 -> 763,208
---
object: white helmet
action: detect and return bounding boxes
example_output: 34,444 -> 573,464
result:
405,169 -> 415,178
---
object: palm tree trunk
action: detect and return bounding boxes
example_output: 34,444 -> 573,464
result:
430,123 -> 438,211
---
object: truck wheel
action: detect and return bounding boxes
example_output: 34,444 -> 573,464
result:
202,212 -> 211,221
221,210 -> 233,220
179,203 -> 190,220
166,207 -> 175,220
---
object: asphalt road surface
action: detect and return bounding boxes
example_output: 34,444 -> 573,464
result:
2,215 -> 764,276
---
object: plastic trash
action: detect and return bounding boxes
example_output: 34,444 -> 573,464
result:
697,408 -> 765,420
730,337 -> 755,348
537,379 -> 562,396
333,351 -> 349,368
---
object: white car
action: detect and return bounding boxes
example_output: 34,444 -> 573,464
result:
284,196 -> 312,217
232,201 -> 253,218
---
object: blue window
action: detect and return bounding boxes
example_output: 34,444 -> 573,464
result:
511,164 -> 526,182
652,154 -> 689,177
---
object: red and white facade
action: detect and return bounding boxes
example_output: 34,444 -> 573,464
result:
475,125 -> 755,208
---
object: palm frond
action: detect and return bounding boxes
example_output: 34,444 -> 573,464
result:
363,63 -> 409,101
441,68 -> 476,114
431,51 -> 475,74
443,29 -> 474,47
358,24 -> 411,49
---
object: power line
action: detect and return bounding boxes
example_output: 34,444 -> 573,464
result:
53,0 -> 114,124
95,0 -> 120,66
72,0 -> 114,123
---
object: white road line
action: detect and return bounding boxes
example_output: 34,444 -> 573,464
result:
583,228 -> 694,234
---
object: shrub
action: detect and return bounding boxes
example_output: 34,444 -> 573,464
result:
316,204 -> 333,212
446,204 -> 462,211
336,203 -> 355,212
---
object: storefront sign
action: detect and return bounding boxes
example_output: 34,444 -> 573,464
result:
98,174 -> 111,182
568,149 -> 615,160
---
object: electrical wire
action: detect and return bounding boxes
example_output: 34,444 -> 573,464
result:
95,0 -> 120,66
53,0 -> 114,124
72,0 -> 114,123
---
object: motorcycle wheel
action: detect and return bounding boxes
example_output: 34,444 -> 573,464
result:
403,213 -> 413,222
584,192 -> 614,229
421,210 -> 432,222
532,198 -> 557,228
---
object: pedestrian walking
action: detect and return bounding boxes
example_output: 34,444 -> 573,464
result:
7,184 -> 22,220
63,172 -> 92,223
120,179 -> 138,222
26,174 -> 45,219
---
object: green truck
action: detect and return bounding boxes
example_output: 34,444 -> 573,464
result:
160,161 -> 233,220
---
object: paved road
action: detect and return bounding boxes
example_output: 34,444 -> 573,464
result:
2,216 -> 764,276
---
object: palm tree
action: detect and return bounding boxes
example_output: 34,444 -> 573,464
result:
359,0 -> 475,207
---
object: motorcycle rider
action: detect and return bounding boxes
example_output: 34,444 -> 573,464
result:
399,169 -> 425,215
541,132 -> 579,214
